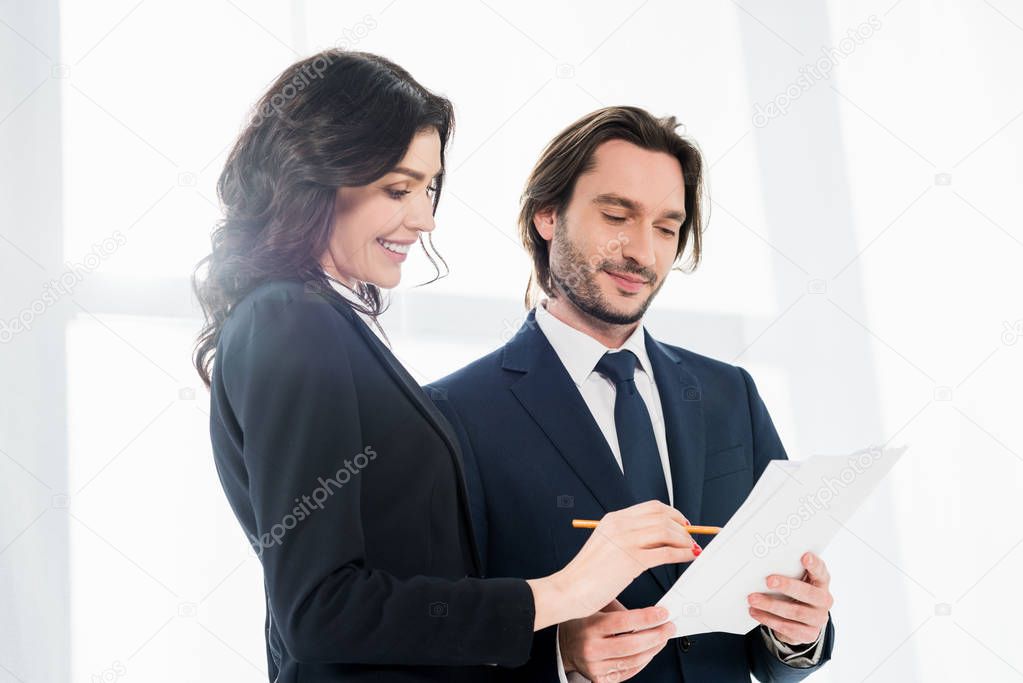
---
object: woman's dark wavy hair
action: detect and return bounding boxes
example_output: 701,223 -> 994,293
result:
192,50 -> 454,387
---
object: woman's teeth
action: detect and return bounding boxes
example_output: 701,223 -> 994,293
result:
377,239 -> 412,255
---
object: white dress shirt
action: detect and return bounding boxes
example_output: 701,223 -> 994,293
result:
532,302 -> 825,682
325,275 -> 389,346
534,301 -> 674,501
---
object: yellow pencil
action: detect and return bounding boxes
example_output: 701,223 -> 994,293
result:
571,519 -> 721,534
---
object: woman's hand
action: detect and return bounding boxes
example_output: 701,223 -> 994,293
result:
528,500 -> 698,630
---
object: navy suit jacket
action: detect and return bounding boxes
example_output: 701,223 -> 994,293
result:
428,310 -> 835,682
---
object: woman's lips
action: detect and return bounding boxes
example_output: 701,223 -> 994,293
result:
377,237 -> 413,263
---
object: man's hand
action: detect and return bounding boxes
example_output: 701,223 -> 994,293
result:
560,599 -> 676,683
747,551 -> 833,647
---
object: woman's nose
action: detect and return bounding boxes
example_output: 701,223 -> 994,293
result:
405,190 -> 436,233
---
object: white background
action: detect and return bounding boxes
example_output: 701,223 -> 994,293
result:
1,0 -> 1021,680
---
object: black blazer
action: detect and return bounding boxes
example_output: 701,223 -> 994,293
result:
208,280 -> 535,682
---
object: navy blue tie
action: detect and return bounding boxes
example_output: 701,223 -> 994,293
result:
595,350 -> 670,506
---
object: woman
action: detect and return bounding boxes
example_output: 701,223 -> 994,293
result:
193,50 -> 695,682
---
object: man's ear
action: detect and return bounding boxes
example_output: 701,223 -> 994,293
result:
533,206 -> 557,241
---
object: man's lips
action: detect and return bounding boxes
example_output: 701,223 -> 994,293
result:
604,269 -> 649,293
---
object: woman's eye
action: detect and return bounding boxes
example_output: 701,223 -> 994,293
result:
658,227 -> 678,236
387,189 -> 411,200
602,213 -> 626,223
426,184 -> 439,197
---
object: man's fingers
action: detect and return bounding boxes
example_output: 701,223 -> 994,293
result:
570,605 -> 676,681
600,599 -> 627,613
747,593 -> 817,626
594,641 -> 668,682
597,620 -> 675,659
598,605 -> 670,636
749,608 -> 821,646
801,552 -> 830,586
760,574 -> 831,608
593,663 -> 641,683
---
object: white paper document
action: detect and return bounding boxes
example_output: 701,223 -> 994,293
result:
657,445 -> 907,637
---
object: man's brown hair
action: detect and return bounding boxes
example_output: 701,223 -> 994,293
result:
518,106 -> 706,307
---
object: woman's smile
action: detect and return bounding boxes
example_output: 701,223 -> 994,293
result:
377,237 -> 414,262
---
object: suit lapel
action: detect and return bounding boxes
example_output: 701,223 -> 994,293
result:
505,322 -> 634,515
644,335 -> 706,579
503,312 -> 676,593
316,287 -> 485,575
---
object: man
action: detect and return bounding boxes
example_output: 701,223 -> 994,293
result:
428,107 -> 835,682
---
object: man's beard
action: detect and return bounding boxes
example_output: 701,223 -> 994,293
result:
549,216 -> 664,325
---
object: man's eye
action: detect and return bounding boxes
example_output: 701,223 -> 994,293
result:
602,213 -> 627,223
658,227 -> 678,236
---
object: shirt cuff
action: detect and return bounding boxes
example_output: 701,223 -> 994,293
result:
555,624 -> 592,683
760,624 -> 826,668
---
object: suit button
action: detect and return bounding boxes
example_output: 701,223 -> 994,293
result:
677,636 -> 691,653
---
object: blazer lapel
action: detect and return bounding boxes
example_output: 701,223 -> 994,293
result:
503,312 -> 676,593
316,287 -> 485,575
644,335 -> 706,578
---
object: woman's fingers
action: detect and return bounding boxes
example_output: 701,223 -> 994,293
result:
612,500 -> 685,523
632,525 -> 694,550
571,502 -> 702,619
597,502 -> 698,571
644,545 -> 697,568
628,500 -> 689,526
605,506 -> 691,537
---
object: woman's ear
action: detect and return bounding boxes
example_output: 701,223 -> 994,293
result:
533,206 -> 557,241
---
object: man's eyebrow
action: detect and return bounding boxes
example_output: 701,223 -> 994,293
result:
593,193 -> 686,223
593,193 -> 641,212
661,208 -> 686,223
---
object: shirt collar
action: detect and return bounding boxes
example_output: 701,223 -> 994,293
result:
326,274 -> 363,306
324,274 -> 393,347
533,300 -> 651,387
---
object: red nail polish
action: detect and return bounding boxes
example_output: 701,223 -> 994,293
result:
692,544 -> 702,557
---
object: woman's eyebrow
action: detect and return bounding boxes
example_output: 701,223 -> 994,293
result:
388,166 -> 444,183
389,166 -> 426,182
